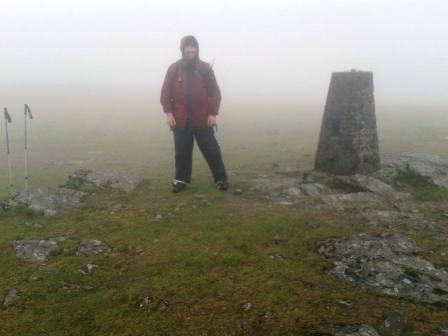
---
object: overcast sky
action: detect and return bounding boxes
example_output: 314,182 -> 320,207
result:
1,0 -> 447,105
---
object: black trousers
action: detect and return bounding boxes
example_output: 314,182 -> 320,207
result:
173,126 -> 227,184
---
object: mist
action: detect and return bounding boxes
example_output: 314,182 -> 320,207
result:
1,0 -> 448,196
1,0 -> 448,105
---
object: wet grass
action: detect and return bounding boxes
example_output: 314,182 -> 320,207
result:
1,181 -> 448,335
397,172 -> 448,202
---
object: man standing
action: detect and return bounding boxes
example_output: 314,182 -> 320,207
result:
160,35 -> 228,193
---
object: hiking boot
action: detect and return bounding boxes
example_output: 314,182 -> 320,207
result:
172,180 -> 187,193
215,180 -> 229,191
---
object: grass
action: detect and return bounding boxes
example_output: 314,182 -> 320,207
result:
0,98 -> 448,334
1,180 -> 448,335
397,172 -> 448,201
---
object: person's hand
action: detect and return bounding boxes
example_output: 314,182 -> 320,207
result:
166,112 -> 176,128
207,115 -> 217,126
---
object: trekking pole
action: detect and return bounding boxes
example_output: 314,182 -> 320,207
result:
3,108 -> 13,195
24,104 -> 33,193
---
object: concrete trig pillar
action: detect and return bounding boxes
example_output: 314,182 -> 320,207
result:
314,70 -> 380,175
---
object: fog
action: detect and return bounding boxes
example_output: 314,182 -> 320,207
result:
1,0 -> 448,196
1,0 -> 448,105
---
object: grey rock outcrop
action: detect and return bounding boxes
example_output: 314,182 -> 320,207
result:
11,237 -> 67,262
13,187 -> 86,216
318,233 -> 448,305
375,152 -> 448,188
5,169 -> 143,216
63,168 -> 143,192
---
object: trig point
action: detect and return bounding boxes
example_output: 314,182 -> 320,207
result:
314,70 -> 380,175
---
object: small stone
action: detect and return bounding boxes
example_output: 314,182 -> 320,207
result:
3,288 -> 19,307
79,263 -> 99,275
233,188 -> 243,195
139,296 -> 152,308
158,299 -> 169,312
28,275 -> 41,282
439,327 -> 448,336
154,214 -> 162,221
381,310 -> 407,336
286,187 -> 303,197
77,239 -> 110,256
241,301 -> 252,311
278,201 -> 293,206
337,300 -> 352,307
262,309 -> 273,320
329,324 -> 381,336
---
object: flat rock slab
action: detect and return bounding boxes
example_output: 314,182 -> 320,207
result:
320,192 -> 391,211
11,237 -> 67,262
318,233 -> 448,305
13,187 -> 86,216
64,168 -> 144,192
377,152 -> 448,189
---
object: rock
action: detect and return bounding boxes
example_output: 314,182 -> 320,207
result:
3,288 -> 19,307
138,296 -> 153,309
77,239 -> 110,256
157,299 -> 169,312
233,188 -> 243,195
334,175 -> 396,196
440,327 -> 448,336
286,187 -> 303,197
318,233 -> 448,304
241,301 -> 252,311
261,309 -> 273,321
377,152 -> 448,189
79,263 -> 99,275
337,300 -> 352,307
63,168 -> 143,192
320,192 -> 389,211
25,221 -> 43,229
13,187 -> 86,216
299,183 -> 328,197
273,166 -> 300,178
328,324 -> 381,336
11,237 -> 67,262
380,310 -> 407,336
58,281 -> 95,292
0,200 -> 10,212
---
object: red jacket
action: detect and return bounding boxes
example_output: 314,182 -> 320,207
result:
160,58 -> 221,128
